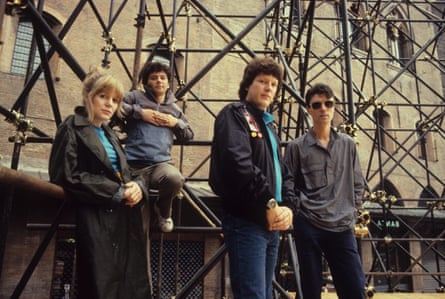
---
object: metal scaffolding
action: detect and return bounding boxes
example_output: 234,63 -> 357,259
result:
1,0 -> 445,297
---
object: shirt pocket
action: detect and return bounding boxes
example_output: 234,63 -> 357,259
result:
301,163 -> 327,190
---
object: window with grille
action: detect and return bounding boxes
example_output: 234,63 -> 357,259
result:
151,239 -> 204,299
50,232 -> 78,299
11,15 -> 60,78
11,19 -> 46,76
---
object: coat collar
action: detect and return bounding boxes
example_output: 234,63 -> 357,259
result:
72,106 -> 125,180
73,106 -> 90,127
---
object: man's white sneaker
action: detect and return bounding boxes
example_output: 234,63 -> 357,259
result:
153,202 -> 174,232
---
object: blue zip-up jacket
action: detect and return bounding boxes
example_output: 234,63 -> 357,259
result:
121,86 -> 194,166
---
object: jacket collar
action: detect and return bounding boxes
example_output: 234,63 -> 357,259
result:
243,101 -> 265,118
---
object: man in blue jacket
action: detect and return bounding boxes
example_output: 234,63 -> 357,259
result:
210,57 -> 293,299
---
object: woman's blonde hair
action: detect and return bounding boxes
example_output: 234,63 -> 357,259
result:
82,66 -> 124,123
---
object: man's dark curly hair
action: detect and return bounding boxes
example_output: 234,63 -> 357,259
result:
238,57 -> 283,100
304,83 -> 334,107
138,60 -> 172,85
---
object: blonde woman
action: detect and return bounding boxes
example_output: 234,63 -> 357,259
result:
49,67 -> 151,299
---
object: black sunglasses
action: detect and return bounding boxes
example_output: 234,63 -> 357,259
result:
310,100 -> 334,110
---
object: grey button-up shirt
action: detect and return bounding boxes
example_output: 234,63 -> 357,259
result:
283,128 -> 366,232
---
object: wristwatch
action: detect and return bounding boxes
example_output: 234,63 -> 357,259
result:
266,198 -> 277,210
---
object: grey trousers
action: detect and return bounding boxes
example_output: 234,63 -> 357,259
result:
130,161 -> 184,218
131,161 -> 184,295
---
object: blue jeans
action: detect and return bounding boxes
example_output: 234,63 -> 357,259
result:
222,213 -> 280,299
294,213 -> 366,299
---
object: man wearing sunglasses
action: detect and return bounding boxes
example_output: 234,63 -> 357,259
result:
283,83 -> 366,299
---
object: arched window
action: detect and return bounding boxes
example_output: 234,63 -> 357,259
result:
336,2 -> 368,51
348,3 -> 368,51
11,13 -> 61,78
373,108 -> 395,153
416,121 -> 437,162
386,9 -> 414,72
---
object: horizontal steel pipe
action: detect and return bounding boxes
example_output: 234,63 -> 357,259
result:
0,166 -> 65,200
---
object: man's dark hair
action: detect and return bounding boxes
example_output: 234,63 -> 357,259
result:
238,57 -> 283,100
138,61 -> 172,85
305,83 -> 334,106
